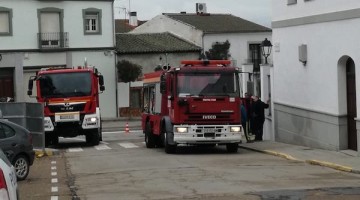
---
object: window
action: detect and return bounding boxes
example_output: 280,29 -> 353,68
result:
0,123 -> 15,139
85,14 -> 98,32
130,87 -> 142,108
0,7 -> 12,36
142,85 -> 155,114
249,43 -> 262,72
83,8 -> 102,35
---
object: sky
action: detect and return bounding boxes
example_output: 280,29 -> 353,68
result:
114,0 -> 272,28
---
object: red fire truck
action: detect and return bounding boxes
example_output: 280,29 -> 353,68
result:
27,66 -> 105,146
142,60 -> 243,153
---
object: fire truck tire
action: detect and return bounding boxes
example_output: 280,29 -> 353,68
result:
86,130 -> 100,146
145,122 -> 156,148
92,130 -> 100,145
164,132 -> 176,154
99,121 -> 103,141
226,143 -> 238,153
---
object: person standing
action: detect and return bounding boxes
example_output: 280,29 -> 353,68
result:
240,101 -> 252,143
243,93 -> 252,135
251,96 -> 269,141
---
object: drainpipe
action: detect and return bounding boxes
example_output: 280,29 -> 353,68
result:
112,0 -> 119,118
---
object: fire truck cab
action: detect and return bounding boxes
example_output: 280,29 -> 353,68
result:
142,60 -> 243,153
27,66 -> 105,146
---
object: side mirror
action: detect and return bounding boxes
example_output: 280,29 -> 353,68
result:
99,75 -> 104,86
100,85 -> 105,92
27,79 -> 33,96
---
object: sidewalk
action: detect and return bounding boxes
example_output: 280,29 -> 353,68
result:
239,140 -> 360,174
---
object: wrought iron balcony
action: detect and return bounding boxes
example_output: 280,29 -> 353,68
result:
38,32 -> 69,49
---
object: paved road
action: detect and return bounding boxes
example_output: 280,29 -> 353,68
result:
19,130 -> 360,200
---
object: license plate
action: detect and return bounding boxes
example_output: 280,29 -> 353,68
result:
60,115 -> 74,120
204,128 -> 215,133
55,112 -> 80,122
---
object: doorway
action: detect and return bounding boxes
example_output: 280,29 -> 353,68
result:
346,58 -> 357,151
0,68 -> 14,99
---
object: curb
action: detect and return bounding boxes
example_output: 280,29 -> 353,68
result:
305,159 -> 360,174
239,146 -> 301,162
262,150 -> 300,161
238,145 -> 360,174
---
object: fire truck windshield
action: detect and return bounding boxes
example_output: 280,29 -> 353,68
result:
177,72 -> 239,97
39,72 -> 92,98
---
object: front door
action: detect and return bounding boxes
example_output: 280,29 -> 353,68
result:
0,68 -> 14,99
346,58 -> 357,151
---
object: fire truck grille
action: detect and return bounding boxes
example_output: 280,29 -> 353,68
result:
48,103 -> 86,113
185,114 -> 232,122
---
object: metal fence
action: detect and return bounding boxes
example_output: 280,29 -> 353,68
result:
0,103 -> 44,149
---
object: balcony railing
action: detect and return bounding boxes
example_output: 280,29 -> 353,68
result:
38,32 -> 69,49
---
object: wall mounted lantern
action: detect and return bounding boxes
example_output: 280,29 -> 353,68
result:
261,38 -> 272,64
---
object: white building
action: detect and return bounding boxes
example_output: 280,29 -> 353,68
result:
0,0 -> 117,118
131,6 -> 272,82
272,0 -> 360,153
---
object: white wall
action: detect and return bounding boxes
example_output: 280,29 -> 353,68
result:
273,9 -> 360,115
272,0 -> 360,21
131,15 -> 203,46
117,82 -> 129,108
0,0 -> 113,50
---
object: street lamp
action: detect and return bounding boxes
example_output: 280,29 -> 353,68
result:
261,38 -> 272,64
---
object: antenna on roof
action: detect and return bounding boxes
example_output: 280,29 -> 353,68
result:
84,57 -> 88,68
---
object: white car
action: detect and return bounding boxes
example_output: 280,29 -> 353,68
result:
0,149 -> 18,200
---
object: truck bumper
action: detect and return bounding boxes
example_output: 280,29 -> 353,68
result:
173,124 -> 242,145
44,108 -> 101,132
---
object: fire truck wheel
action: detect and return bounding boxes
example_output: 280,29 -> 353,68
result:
226,143 -> 238,153
86,130 -> 100,146
91,130 -> 100,145
164,132 -> 176,154
145,122 -> 156,148
99,122 -> 103,141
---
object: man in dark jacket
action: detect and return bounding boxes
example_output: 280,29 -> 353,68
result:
251,96 -> 269,141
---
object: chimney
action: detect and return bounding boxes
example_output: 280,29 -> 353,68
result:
129,11 -> 138,26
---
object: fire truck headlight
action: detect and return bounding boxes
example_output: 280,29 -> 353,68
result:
176,127 -> 188,133
90,117 -> 97,122
230,126 -> 241,132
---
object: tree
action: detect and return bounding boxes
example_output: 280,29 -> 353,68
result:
117,60 -> 142,83
206,40 -> 231,60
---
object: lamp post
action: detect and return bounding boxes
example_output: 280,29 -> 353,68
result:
261,38 -> 272,64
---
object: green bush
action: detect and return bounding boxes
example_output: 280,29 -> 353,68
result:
117,60 -> 142,83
